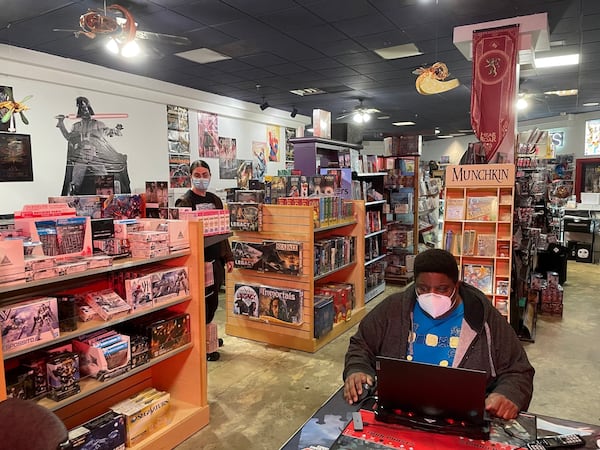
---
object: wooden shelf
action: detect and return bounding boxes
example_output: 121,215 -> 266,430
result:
0,221 -> 209,446
225,202 -> 366,353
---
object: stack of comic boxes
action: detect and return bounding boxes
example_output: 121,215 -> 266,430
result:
110,388 -> 172,447
73,329 -> 131,381
314,282 -> 355,324
68,410 -> 126,450
127,230 -> 170,259
540,271 -> 564,316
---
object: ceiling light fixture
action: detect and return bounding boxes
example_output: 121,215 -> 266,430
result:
535,53 -> 579,68
290,107 -> 298,118
353,111 -> 371,123
516,97 -> 528,110
392,121 -> 416,126
583,102 -> 600,107
544,89 -> 578,96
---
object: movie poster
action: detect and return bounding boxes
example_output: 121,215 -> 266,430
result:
218,137 -> 237,179
267,125 -> 280,162
252,141 -> 267,181
0,133 -> 33,181
167,105 -> 190,188
198,111 -> 219,158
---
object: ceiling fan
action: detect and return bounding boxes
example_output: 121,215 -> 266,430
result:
336,99 -> 381,124
52,2 -> 191,57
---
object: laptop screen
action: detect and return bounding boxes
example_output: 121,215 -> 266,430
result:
375,356 -> 488,425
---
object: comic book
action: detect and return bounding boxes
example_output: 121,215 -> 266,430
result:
462,264 -> 493,295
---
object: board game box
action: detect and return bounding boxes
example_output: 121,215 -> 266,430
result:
228,202 -> 263,231
232,241 -> 265,271
232,283 -> 260,318
258,285 -> 303,324
261,240 -> 302,276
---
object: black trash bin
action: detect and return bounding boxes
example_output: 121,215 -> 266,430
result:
536,243 -> 569,285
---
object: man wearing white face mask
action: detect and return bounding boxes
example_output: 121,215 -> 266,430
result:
176,160 -> 234,361
343,248 -> 534,420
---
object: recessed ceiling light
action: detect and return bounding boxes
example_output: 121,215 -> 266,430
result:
377,115 -> 391,120
373,43 -> 422,60
437,135 -> 454,139
535,53 -> 579,68
175,48 -> 231,64
544,89 -> 578,96
583,102 -> 599,107
290,88 -> 327,96
458,129 -> 474,133
392,121 -> 416,126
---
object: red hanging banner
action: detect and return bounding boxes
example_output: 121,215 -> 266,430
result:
470,25 -> 519,163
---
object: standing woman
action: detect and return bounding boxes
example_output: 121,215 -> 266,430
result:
176,160 -> 234,360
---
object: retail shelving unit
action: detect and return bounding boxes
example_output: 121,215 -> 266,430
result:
442,164 -> 515,322
289,136 -> 362,176
0,221 -> 210,447
383,155 -> 420,284
225,202 -> 366,352
355,171 -> 387,302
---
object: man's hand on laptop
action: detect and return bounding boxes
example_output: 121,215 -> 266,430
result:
344,372 -> 375,404
485,392 -> 519,420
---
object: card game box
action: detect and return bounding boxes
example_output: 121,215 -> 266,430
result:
0,296 -> 60,355
233,283 -> 260,318
234,189 -> 265,203
313,294 -> 335,339
261,240 -> 302,276
258,285 -> 303,324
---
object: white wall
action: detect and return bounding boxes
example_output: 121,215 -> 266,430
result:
0,45 -> 310,214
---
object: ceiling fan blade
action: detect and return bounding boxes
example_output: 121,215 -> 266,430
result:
336,112 -> 354,120
135,30 -> 191,46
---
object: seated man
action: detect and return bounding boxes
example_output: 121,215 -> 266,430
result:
343,248 -> 534,420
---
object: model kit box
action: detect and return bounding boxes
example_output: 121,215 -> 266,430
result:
46,351 -> 81,401
124,274 -> 154,311
138,218 -> 190,251
150,266 -> 189,304
0,296 -> 59,355
110,389 -> 171,447
74,333 -> 131,379
0,239 -> 25,277
84,289 -> 132,321
69,410 -> 126,450
131,311 -> 191,358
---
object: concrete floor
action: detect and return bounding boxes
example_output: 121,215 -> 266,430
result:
177,261 -> 600,450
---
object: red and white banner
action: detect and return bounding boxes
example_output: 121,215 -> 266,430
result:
471,25 -> 519,163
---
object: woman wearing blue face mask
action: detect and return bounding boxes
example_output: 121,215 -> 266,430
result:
176,160 -> 234,361
343,248 -> 534,421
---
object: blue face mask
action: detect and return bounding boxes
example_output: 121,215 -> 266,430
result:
192,178 -> 210,191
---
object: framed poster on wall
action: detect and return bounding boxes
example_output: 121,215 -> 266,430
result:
575,157 -> 600,202
0,133 -> 33,181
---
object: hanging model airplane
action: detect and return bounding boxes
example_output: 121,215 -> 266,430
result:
53,3 -> 191,53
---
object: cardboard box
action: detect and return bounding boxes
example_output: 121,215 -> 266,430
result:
0,296 -> 60,354
580,192 -> 600,204
69,410 -> 126,450
313,295 -> 334,339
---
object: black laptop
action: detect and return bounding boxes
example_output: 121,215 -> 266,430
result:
374,356 -> 490,439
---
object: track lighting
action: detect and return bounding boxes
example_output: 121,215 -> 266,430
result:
260,101 -> 270,111
291,107 -> 298,118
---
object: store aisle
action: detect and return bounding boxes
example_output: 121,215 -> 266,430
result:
177,262 -> 600,450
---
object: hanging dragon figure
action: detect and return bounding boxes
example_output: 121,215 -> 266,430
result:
0,87 -> 32,131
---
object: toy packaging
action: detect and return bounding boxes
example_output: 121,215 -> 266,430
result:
69,410 -> 126,450
46,350 -> 81,401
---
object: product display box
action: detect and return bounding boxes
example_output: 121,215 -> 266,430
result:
48,195 -> 105,219
125,311 -> 191,358
69,410 -> 126,450
0,296 -> 60,355
0,239 -> 25,278
150,266 -> 189,304
84,289 -> 132,321
232,283 -> 260,318
46,350 -> 81,401
138,218 -> 190,251
74,332 -> 131,379
313,294 -> 334,339
234,189 -> 265,203
262,240 -> 302,276
228,202 -> 263,231
258,285 -> 303,325
232,241 -> 265,271
110,388 -> 171,447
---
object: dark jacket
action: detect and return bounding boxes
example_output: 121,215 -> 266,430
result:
344,282 -> 535,411
175,189 -> 233,264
